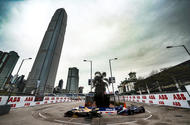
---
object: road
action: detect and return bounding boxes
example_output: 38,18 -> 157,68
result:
0,101 -> 190,125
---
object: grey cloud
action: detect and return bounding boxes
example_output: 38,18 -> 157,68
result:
87,0 -> 190,78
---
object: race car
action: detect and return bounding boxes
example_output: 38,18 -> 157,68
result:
129,105 -> 145,114
117,105 -> 145,116
64,106 -> 102,118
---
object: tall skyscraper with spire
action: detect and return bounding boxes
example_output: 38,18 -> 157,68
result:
25,8 -> 67,95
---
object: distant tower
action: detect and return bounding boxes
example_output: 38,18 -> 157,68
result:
58,79 -> 63,90
78,86 -> 84,93
0,51 -> 19,90
66,67 -> 79,93
25,8 -> 67,95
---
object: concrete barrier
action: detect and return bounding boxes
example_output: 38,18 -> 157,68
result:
0,96 -> 84,108
114,92 -> 190,108
0,104 -> 11,115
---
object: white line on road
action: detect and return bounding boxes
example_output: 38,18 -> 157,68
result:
39,112 -> 47,119
107,109 -> 152,125
54,119 -> 90,125
144,109 -> 152,120
39,111 -> 90,125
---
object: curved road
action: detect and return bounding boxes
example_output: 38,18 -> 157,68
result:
0,101 -> 190,125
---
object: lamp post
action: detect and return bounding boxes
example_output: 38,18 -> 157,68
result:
166,45 -> 190,56
11,57 -> 32,84
6,57 -> 32,104
166,45 -> 189,92
109,57 -> 118,105
16,58 -> 32,75
83,60 -> 93,92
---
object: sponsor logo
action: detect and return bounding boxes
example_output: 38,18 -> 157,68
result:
159,101 -> 164,104
11,104 -> 16,107
8,97 -> 20,102
149,100 -> 153,104
173,94 -> 186,100
142,96 -> 147,99
24,103 -> 30,106
45,97 -> 49,100
24,97 -> 33,101
159,95 -> 168,100
36,102 -> 40,105
149,95 -> 155,99
173,102 -> 181,106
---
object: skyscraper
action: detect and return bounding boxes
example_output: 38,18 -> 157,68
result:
66,67 -> 79,93
58,79 -> 63,90
25,8 -> 67,95
0,51 -> 19,90
78,86 -> 84,93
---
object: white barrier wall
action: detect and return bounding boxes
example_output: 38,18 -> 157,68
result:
0,96 -> 83,108
116,92 -> 190,108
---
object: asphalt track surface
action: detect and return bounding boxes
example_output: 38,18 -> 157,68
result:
0,101 -> 190,125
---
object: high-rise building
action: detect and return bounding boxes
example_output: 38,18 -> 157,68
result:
58,79 -> 63,90
0,51 -> 19,89
66,67 -> 79,93
25,8 -> 67,95
78,86 -> 84,93
16,75 -> 25,93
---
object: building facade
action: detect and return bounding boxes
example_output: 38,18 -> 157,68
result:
25,8 -> 67,95
66,67 -> 79,93
0,51 -> 19,90
118,72 -> 137,94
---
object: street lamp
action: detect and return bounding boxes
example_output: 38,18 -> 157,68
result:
166,45 -> 190,56
11,57 -> 32,84
16,57 -> 32,75
83,59 -> 93,92
6,57 -> 32,104
109,57 -> 118,104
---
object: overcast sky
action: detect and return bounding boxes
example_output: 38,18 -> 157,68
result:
0,0 -> 190,93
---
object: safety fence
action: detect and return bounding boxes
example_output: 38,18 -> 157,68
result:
113,92 -> 190,109
0,96 -> 84,108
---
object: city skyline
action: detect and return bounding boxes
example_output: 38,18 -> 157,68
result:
0,0 -> 190,93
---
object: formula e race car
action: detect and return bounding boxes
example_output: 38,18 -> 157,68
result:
117,105 -> 145,116
64,106 -> 102,118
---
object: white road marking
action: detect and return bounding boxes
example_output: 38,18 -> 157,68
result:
107,109 -> 152,125
108,120 -> 137,125
144,109 -> 152,120
39,112 -> 47,119
38,102 -> 153,125
54,119 -> 90,125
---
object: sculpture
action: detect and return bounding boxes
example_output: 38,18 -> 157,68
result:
93,72 -> 110,107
